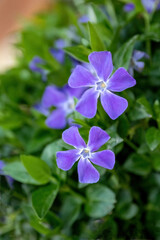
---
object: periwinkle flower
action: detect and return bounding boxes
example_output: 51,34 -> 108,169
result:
56,126 -> 115,183
68,51 -> 136,120
40,85 -> 84,129
123,0 -> 160,13
141,0 -> 160,13
128,50 -> 149,76
50,39 -> 66,64
0,160 -> 13,188
123,3 -> 135,12
29,56 -> 47,81
79,15 -> 90,23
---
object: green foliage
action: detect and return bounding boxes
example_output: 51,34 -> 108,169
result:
64,45 -> 91,62
32,183 -> 59,218
88,22 -> 105,51
85,184 -> 116,218
21,155 -> 51,184
3,161 -> 40,185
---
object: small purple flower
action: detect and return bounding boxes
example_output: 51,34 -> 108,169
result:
141,0 -> 160,13
128,50 -> 149,76
68,51 -> 136,120
41,84 -> 84,129
123,3 -> 135,12
29,56 -> 47,82
79,15 -> 90,23
50,39 -> 66,64
56,126 -> 115,183
0,160 -> 14,188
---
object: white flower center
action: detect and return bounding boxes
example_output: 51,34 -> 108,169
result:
96,80 -> 106,92
80,148 -> 91,159
63,98 -> 75,115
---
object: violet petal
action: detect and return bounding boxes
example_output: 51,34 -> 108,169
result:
62,126 -> 86,149
76,88 -> 99,118
107,67 -> 136,92
56,149 -> 80,170
90,150 -> 115,170
42,86 -> 66,108
78,158 -> 100,183
46,109 -> 66,129
68,65 -> 97,88
100,91 -> 128,120
88,51 -> 113,81
88,126 -> 110,152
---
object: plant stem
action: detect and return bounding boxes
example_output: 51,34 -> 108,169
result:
124,138 -> 138,152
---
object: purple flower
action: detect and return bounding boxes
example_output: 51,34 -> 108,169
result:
68,51 -> 136,120
79,15 -> 90,23
41,84 -> 84,129
56,126 -> 115,183
123,3 -> 135,12
128,50 -> 149,76
29,56 -> 47,82
0,160 -> 14,188
141,0 -> 160,13
50,39 -> 66,64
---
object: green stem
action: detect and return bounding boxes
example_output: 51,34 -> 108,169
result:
124,138 -> 138,152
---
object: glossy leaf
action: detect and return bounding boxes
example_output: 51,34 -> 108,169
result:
21,155 -> 51,184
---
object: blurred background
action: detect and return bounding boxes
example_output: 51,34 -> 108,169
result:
0,0 -> 51,72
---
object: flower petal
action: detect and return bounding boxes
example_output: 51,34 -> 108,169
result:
101,91 -> 128,120
68,65 -> 96,88
134,61 -> 145,72
62,126 -> 86,148
141,0 -> 155,13
46,109 -> 66,129
123,3 -> 135,12
90,150 -> 115,170
78,158 -> 100,183
50,49 -> 65,64
56,149 -> 80,170
63,84 -> 85,99
88,51 -> 113,81
133,50 -> 149,61
107,67 -> 136,92
42,86 -> 66,108
34,103 -> 49,116
88,126 -> 110,152
76,88 -> 99,118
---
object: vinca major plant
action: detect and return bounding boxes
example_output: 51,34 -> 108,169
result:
0,0 -> 160,239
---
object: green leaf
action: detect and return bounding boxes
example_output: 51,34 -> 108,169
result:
85,184 -> 116,218
129,97 -> 153,121
60,195 -> 82,227
145,127 -> 160,151
137,97 -> 153,116
88,3 -> 113,29
113,35 -> 139,69
116,203 -> 139,220
22,205 -> 55,235
3,161 -> 40,185
152,153 -> 160,171
124,153 -> 151,176
21,155 -> 51,184
106,123 -> 123,151
64,45 -> 91,62
32,183 -> 59,219
88,22 -> 105,51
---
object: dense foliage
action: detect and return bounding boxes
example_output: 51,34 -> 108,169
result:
1,0 -> 160,239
